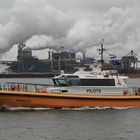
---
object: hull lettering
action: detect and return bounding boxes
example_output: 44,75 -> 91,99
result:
16,99 -> 31,103
87,89 -> 101,93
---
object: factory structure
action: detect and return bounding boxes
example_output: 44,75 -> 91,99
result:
9,43 -> 93,74
2,43 -> 140,77
118,50 -> 140,74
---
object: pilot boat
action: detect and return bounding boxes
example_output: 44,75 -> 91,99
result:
0,65 -> 140,108
0,43 -> 140,108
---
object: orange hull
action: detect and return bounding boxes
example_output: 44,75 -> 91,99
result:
0,90 -> 140,108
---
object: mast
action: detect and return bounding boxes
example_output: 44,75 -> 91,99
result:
100,42 -> 104,65
97,39 -> 105,68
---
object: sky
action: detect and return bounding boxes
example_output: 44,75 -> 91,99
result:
0,0 -> 140,60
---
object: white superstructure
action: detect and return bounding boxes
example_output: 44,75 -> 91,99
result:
47,65 -> 132,96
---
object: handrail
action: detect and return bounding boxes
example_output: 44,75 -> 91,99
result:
4,82 -> 54,87
3,82 -> 55,92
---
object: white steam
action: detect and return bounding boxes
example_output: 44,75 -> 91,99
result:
0,0 -> 140,58
25,35 -> 57,50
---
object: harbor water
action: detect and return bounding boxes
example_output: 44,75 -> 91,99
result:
0,78 -> 140,140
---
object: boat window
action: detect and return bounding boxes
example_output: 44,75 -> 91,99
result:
123,79 -> 127,84
66,75 -> 79,78
57,79 -> 69,86
68,78 -> 81,86
80,79 -> 115,86
53,79 -> 60,86
64,75 -> 80,86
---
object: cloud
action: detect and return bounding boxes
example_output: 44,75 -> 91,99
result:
0,0 -> 140,59
0,0 -> 74,52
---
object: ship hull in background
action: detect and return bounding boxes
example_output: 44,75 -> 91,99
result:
124,74 -> 140,78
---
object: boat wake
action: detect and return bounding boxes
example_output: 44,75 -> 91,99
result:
61,106 -> 134,110
0,105 -> 134,112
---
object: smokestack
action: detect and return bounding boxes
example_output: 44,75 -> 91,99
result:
83,52 -> 86,62
17,43 -> 25,61
48,51 -> 51,60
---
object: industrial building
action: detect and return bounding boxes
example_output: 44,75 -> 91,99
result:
9,44 -> 87,74
3,43 -> 140,77
118,50 -> 140,74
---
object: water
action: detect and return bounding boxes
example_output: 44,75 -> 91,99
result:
0,78 -> 140,140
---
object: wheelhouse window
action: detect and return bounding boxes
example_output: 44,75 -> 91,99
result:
65,75 -> 80,86
53,79 -> 59,86
80,79 -> 115,86
53,79 -> 69,86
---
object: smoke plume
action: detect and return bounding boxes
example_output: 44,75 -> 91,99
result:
0,0 -> 140,58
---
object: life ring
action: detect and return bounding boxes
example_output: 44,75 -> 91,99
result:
117,80 -> 121,85
137,88 -> 140,94
16,85 -> 21,91
11,85 -> 16,91
134,88 -> 140,95
123,90 -> 128,95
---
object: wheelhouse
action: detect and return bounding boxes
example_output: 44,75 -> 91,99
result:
53,75 -> 116,87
